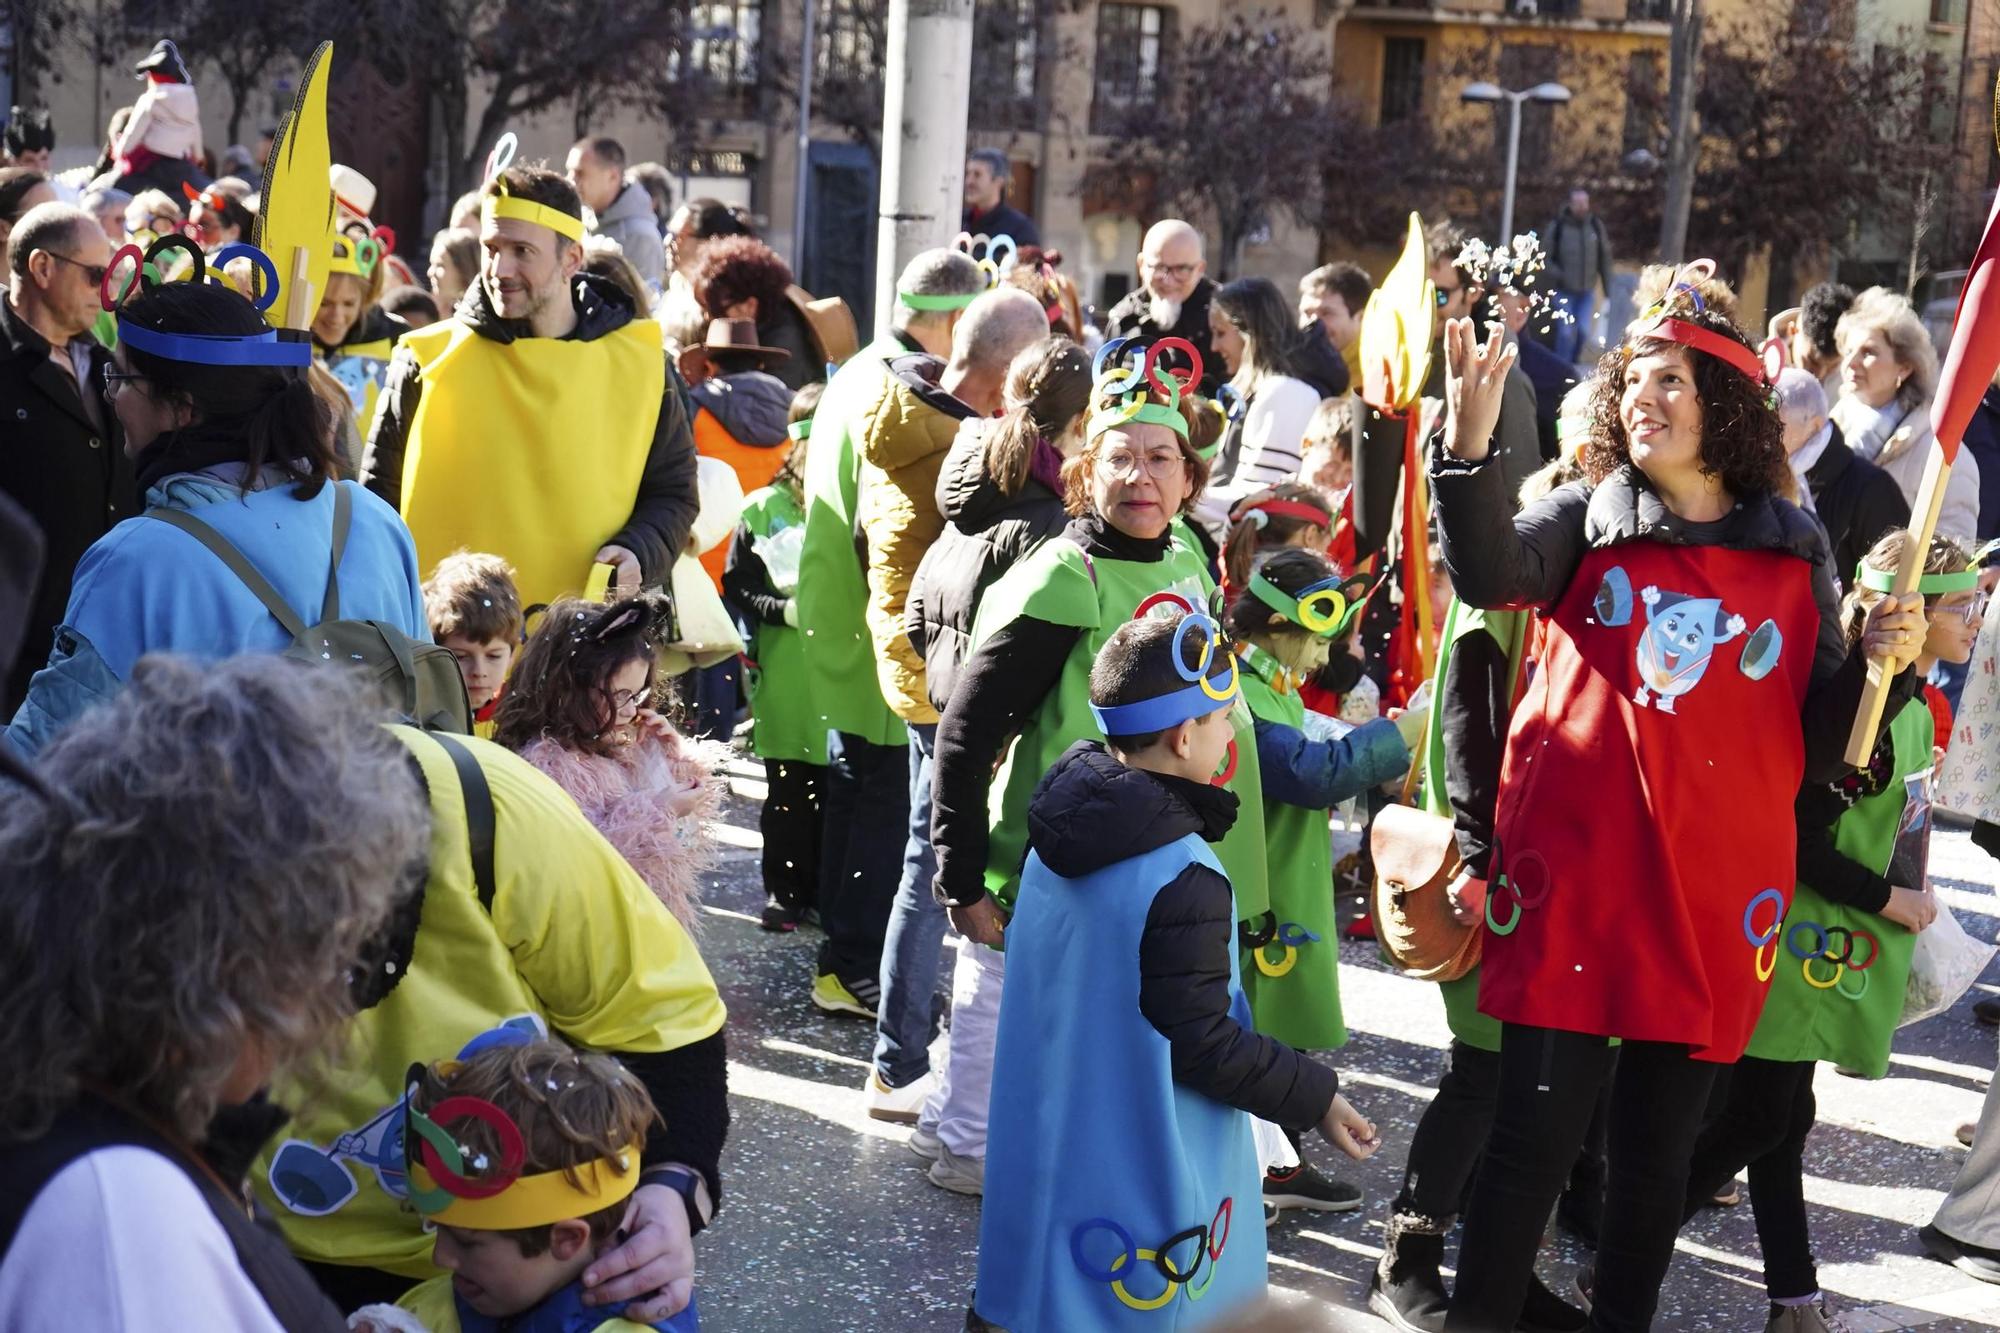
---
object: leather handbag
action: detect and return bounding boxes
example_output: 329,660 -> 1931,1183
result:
1368,713 -> 1482,983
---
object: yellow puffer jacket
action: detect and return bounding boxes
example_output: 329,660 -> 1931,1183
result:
855,353 -> 978,725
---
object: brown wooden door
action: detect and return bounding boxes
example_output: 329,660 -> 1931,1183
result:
326,52 -> 430,264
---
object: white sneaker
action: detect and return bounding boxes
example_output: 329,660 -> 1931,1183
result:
908,1125 -> 942,1162
928,1144 -> 985,1196
864,1069 -> 936,1125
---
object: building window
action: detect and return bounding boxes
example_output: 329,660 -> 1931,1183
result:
1380,37 -> 1425,124
1622,49 -> 1661,154
1504,0 -> 1580,16
1093,3 -> 1172,128
972,0 -> 1041,130
816,0 -> 886,94
1496,42 -> 1559,176
675,0 -> 761,88
1932,0 -> 1967,23
1627,0 -> 1673,18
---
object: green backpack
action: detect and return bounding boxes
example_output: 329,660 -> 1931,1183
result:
147,483 -> 472,733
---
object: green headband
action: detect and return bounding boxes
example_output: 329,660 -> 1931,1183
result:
1087,399 -> 1190,443
787,418 -> 813,442
1247,572 -> 1360,638
897,290 -> 980,312
1856,563 -> 1980,595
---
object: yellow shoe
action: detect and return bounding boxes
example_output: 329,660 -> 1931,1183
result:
812,972 -> 878,1019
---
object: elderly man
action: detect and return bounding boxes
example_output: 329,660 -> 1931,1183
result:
363,163 -> 698,611
854,288 -> 1050,1132
1777,365 -> 1908,582
0,202 -> 128,712
795,247 -> 987,1013
567,135 -> 665,296
1104,219 -> 1218,394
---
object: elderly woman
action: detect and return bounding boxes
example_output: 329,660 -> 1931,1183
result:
0,656 -> 430,1329
1830,285 -> 1981,543
922,345 -> 1279,1194
1434,288 -> 1926,1330
7,279 -> 426,756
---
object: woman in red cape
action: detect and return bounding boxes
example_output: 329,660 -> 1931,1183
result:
1431,289 -> 1927,1332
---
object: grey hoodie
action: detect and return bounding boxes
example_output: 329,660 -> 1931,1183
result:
589,182 -> 666,295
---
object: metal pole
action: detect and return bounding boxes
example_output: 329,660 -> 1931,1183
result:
1500,93 -> 1523,241
874,0 -> 975,336
791,0 -> 818,270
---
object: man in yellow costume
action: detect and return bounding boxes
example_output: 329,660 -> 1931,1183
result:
362,163 -> 698,606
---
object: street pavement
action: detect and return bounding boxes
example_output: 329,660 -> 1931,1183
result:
689,750 -> 2000,1332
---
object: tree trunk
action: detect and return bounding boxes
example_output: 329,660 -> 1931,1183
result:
1656,0 -> 1702,264
465,76 -> 522,197
436,80 -> 468,205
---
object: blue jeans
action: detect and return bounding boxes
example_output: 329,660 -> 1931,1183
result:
873,722 -> 947,1087
816,729 -> 910,984
1551,288 -> 1595,365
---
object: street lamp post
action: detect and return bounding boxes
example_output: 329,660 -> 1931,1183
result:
1460,80 -> 1572,240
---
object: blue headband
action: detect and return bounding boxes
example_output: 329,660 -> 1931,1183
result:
117,319 -> 313,368
1088,611 -> 1241,736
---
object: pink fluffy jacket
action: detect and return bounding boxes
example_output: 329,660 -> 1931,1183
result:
517,729 -> 728,934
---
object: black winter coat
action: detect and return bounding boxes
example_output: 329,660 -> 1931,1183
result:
1027,741 -> 1341,1131
1104,277 -> 1219,396
1803,423 -> 1912,585
0,298 -> 132,711
905,425 -> 1068,715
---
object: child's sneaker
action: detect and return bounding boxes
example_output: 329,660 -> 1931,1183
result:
812,972 -> 879,1019
864,1069 -> 936,1124
908,1124 -> 943,1162
928,1144 -> 984,1196
1264,1161 -> 1362,1212
760,894 -> 800,932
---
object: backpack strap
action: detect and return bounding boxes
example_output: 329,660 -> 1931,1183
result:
431,731 -> 497,912
322,482 -> 350,622
145,506 -> 309,639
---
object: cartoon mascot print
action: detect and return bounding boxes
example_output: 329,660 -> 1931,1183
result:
1595,565 -> 1785,713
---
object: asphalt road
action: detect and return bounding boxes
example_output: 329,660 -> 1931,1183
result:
688,751 -> 2000,1332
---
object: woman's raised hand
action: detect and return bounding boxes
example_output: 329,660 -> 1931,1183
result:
1442,317 -> 1518,462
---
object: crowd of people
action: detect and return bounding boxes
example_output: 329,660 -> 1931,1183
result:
4,39 -> 2000,1333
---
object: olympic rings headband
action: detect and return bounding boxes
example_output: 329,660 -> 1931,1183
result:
955,231 -> 1018,289
1089,605 -> 1240,735
1246,572 -> 1369,639
1856,561 -> 1981,595
327,232 -> 382,281
104,236 -> 311,367
400,1072 -> 643,1230
1088,335 -> 1203,442
1633,260 -> 1784,387
478,132 -> 586,244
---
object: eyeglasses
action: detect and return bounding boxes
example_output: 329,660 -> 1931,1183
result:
41,251 -> 109,286
1143,260 -> 1199,280
1935,593 -> 1988,626
1097,447 -> 1185,481
102,371 -> 148,397
609,683 -> 651,711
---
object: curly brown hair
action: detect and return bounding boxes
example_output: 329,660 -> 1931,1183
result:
1580,302 -> 1788,501
693,234 -> 793,320
493,593 -> 674,758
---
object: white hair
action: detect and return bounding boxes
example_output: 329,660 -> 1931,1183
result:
1773,366 -> 1828,426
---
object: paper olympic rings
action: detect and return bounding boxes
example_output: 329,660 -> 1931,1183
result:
954,231 -> 1018,288
1252,922 -> 1322,977
403,1091 -> 528,1215
1742,886 -> 1787,981
1482,848 -> 1553,937
102,236 -> 283,315
1246,572 -> 1369,639
1071,1199 -> 1233,1311
484,131 -> 519,184
1093,334 -> 1202,407
1785,916 -> 1878,1001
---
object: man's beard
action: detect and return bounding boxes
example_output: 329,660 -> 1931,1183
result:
1147,290 -> 1183,330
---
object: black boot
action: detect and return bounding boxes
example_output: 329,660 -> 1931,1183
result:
1519,1271 -> 1588,1333
1368,1213 -> 1452,1333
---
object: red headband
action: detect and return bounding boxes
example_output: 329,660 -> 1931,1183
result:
1238,498 -> 1333,529
1644,317 -> 1772,385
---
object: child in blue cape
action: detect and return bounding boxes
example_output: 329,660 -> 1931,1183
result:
970,609 -> 1378,1332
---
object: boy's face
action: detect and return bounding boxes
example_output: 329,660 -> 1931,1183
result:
1186,702 -> 1235,779
432,1221 -> 591,1318
442,632 -> 515,709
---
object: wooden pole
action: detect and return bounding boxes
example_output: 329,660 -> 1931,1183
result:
1843,445 -> 1949,765
282,246 -> 315,333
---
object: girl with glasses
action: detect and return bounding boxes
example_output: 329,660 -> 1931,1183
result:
494,592 -> 723,934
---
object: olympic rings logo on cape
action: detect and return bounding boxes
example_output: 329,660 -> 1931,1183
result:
1251,921 -> 1323,977
1071,1198 -> 1233,1311
1482,848 -> 1552,937
1786,917 -> 1878,1001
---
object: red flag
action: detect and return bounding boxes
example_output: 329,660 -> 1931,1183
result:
1931,188 -> 2000,467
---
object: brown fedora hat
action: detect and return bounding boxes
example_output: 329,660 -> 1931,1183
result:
700,317 -> 788,363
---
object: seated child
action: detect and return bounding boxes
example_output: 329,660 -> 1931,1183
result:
971,610 -> 1377,1333
722,383 -> 826,931
424,550 -> 523,738
493,594 -> 722,933
352,1037 -> 696,1332
1224,547 -> 1421,1214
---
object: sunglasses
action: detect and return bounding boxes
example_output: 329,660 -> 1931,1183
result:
41,251 -> 109,286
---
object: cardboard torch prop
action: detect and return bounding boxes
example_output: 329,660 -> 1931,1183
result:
1357,212 -> 1439,704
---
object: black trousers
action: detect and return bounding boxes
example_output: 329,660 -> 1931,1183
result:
1395,1040 -> 1502,1220
1682,1056 -> 1820,1300
760,757 -> 826,913
1445,1024 -> 1718,1333
815,730 -> 910,982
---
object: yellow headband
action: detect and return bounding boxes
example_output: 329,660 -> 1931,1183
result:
482,194 -> 585,244
409,1141 -> 642,1230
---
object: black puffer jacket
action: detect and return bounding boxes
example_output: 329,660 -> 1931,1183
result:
905,423 -> 1068,714
1027,741 -> 1341,1131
